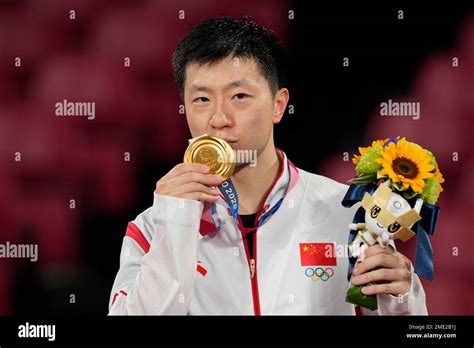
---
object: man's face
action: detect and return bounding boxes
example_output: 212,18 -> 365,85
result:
183,56 -> 288,166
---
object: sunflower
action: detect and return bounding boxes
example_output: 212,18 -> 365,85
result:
352,138 -> 388,165
434,163 -> 445,188
376,138 -> 435,193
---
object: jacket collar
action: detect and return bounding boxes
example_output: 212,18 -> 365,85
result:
199,149 -> 299,236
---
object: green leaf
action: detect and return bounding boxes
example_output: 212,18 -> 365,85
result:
349,173 -> 377,185
345,284 -> 378,311
391,181 -> 405,192
402,189 -> 419,200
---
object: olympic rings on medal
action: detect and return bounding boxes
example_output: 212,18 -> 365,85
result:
304,267 -> 335,281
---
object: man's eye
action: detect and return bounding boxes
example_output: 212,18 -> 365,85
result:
233,93 -> 249,100
370,205 -> 381,218
193,97 -> 209,103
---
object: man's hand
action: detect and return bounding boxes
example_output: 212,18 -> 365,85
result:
351,244 -> 412,297
155,163 -> 224,203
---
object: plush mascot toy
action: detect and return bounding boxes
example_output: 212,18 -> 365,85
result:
342,137 -> 444,310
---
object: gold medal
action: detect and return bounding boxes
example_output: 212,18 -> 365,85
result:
184,135 -> 236,180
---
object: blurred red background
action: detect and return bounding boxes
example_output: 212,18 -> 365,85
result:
0,0 -> 472,315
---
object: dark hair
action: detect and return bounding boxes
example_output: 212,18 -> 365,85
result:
172,16 -> 286,99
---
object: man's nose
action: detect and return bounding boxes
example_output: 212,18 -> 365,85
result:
209,101 -> 232,129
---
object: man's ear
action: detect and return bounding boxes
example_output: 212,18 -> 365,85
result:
272,88 -> 289,124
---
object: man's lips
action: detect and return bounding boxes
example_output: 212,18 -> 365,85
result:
212,136 -> 238,144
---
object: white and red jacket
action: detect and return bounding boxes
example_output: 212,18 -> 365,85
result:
109,150 -> 427,315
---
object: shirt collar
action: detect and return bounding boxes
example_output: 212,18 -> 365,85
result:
256,148 -> 298,219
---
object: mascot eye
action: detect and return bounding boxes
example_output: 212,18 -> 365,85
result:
388,221 -> 401,233
370,205 -> 381,218
393,200 -> 403,209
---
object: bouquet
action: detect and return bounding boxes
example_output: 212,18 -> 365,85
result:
342,137 -> 444,310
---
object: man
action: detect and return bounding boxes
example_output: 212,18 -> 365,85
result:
109,17 -> 427,315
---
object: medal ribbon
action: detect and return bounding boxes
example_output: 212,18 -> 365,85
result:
210,179 -> 239,232
208,151 -> 299,233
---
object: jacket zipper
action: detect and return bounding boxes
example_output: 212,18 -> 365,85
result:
247,231 -> 261,315
238,216 -> 261,315
249,258 -> 255,278
233,151 -> 285,315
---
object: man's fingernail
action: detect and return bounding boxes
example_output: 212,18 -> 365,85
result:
361,287 -> 367,294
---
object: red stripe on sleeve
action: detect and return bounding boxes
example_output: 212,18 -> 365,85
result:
197,264 -> 207,277
112,290 -> 128,305
125,222 -> 150,253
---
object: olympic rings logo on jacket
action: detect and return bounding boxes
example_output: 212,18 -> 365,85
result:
304,267 -> 334,281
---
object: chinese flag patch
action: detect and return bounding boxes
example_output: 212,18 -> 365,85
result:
299,243 -> 337,266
